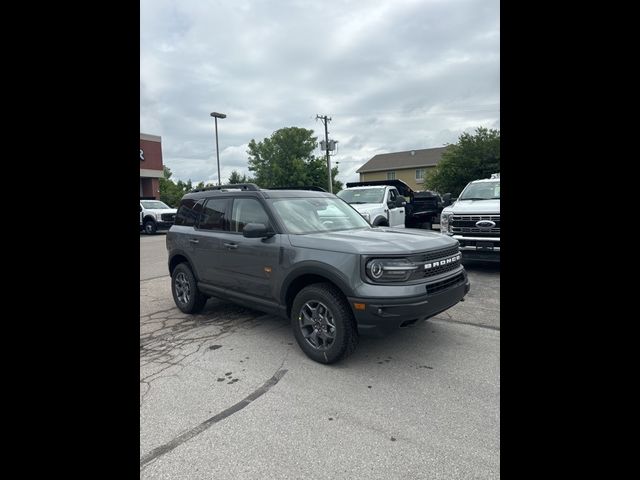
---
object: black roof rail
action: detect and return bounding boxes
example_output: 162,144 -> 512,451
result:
191,183 -> 260,193
266,186 -> 327,192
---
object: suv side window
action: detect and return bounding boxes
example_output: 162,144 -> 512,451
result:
230,198 -> 271,233
175,198 -> 203,227
198,198 -> 230,231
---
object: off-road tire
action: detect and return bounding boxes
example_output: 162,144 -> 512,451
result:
171,263 -> 207,314
291,283 -> 358,364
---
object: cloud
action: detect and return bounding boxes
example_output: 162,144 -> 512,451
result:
141,0 -> 499,185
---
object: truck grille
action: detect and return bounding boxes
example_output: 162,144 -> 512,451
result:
161,213 -> 176,222
426,272 -> 466,295
451,215 -> 500,235
407,245 -> 462,280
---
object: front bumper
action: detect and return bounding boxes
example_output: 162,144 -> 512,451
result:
155,221 -> 174,230
453,235 -> 500,262
348,271 -> 470,336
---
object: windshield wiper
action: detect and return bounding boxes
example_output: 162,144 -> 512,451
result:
349,201 -> 366,204
459,197 -> 487,201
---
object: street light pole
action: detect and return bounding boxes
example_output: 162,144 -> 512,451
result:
210,112 -> 227,185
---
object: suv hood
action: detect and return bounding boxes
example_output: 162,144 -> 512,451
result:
444,199 -> 500,215
288,227 -> 457,255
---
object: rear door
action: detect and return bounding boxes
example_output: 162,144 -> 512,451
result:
191,197 -> 232,286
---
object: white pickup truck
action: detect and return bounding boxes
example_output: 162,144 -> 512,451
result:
140,199 -> 177,234
336,184 -> 406,227
439,174 -> 500,261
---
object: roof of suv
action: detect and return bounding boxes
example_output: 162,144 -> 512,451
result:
182,184 -> 333,201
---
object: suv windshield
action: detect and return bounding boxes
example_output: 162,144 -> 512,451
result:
458,181 -> 500,200
336,188 -> 385,204
141,200 -> 171,209
269,197 -> 371,234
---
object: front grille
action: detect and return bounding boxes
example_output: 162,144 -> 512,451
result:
426,272 -> 466,295
161,213 -> 176,222
451,215 -> 500,235
407,245 -> 462,280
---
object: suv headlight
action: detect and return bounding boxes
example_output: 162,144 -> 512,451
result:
365,258 -> 418,283
440,212 -> 453,234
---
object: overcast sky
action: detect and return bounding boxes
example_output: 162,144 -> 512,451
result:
140,0 -> 499,186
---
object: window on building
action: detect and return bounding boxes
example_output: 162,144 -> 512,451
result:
387,171 -> 396,180
416,168 -> 426,181
198,198 -> 230,230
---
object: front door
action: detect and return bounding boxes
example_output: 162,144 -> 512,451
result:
215,197 -> 280,302
387,188 -> 405,228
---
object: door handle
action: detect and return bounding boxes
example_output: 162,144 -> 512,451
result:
224,242 -> 238,250
189,239 -> 199,244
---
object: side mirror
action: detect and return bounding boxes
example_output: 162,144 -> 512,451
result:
387,200 -> 396,209
442,193 -> 452,207
243,223 -> 274,238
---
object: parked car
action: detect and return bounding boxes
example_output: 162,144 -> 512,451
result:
140,199 -> 177,234
166,183 -> 470,364
439,173 -> 500,262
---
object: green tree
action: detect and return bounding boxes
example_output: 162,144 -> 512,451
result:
426,127 -> 500,196
159,166 -> 190,207
228,170 -> 248,184
247,127 -> 341,191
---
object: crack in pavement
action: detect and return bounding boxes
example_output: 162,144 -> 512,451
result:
140,302 -> 267,406
140,368 -> 289,469
429,317 -> 500,331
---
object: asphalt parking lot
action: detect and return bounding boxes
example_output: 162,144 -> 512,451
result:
140,233 -> 500,479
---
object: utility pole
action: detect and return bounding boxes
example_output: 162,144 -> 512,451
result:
316,114 -> 332,193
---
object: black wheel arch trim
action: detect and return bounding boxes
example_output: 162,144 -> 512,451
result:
168,249 -> 201,281
280,262 -> 355,306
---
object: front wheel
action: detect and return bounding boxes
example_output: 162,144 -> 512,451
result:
291,283 -> 358,364
144,219 -> 157,234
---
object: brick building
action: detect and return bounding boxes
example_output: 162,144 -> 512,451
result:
140,133 -> 163,199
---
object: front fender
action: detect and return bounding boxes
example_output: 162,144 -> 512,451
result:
280,261 -> 356,305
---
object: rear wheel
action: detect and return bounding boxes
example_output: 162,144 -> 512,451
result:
291,283 -> 358,364
171,263 -> 207,313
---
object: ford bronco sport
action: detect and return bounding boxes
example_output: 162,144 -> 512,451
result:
166,184 -> 470,364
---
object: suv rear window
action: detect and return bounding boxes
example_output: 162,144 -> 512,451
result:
175,199 -> 203,227
198,198 -> 230,231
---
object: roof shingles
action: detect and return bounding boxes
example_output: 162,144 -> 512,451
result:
356,146 -> 449,173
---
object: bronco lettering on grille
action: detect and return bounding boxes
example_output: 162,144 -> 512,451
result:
424,253 -> 461,270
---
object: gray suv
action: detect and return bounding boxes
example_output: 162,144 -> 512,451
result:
166,184 -> 470,364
